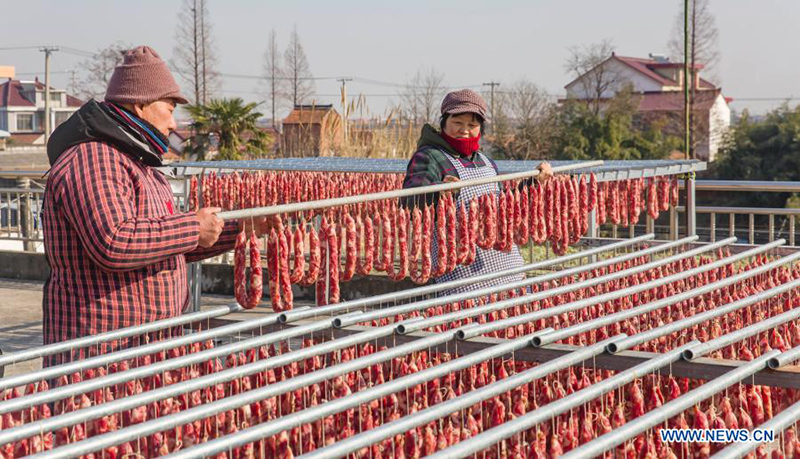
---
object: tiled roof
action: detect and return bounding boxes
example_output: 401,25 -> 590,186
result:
0,80 -> 35,107
283,105 -> 339,125
0,79 -> 84,108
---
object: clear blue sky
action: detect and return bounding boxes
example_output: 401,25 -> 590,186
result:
2,0 -> 798,118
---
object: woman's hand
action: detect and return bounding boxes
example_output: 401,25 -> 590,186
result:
239,215 -> 278,237
536,162 -> 554,182
442,175 -> 460,200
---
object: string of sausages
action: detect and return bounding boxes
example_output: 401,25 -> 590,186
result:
208,172 -> 682,312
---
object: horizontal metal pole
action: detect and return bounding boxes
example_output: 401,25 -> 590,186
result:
0,313 -> 355,416
712,398 -> 800,459
431,342 -> 696,459
216,161 -> 603,221
340,236 -> 701,330
0,187 -> 45,194
691,180 -> 800,193
252,322 -> 800,389
608,276 -> 800,354
36,328 -> 457,459
534,250 -> 800,347
301,335 -> 624,459
0,304 -> 242,368
769,343 -> 800,370
171,328 -> 557,459
456,237 -> 749,340
279,234 -> 654,324
686,205 -> 800,216
561,350 -> 781,459
0,316 -> 397,447
0,312 -> 282,392
398,236 -> 698,335
683,302 -> 800,361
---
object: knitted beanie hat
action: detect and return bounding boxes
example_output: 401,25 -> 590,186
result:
440,89 -> 488,119
105,45 -> 188,105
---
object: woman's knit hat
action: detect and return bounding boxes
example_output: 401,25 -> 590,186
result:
105,46 -> 188,105
441,89 -> 488,119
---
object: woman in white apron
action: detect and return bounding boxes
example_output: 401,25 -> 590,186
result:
402,89 -> 552,294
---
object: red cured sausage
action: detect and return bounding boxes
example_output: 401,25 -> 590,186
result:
446,194 -> 458,273
341,213 -> 357,282
432,198 -> 449,277
467,198 -> 479,265
393,207 -> 410,280
456,201 -> 470,265
288,225 -> 305,284
234,229 -> 264,310
300,224 -> 321,287
356,215 -> 375,276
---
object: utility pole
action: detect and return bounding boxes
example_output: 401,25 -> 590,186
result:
39,46 -> 59,145
68,69 -> 77,96
337,77 -> 352,143
684,0 -> 690,160
482,81 -> 500,134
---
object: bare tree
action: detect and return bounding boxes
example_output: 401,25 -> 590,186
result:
564,39 -> 619,115
172,0 -> 219,105
284,26 -> 315,107
261,29 -> 285,129
76,42 -> 130,100
668,0 -> 720,79
398,67 -> 446,126
668,0 -> 720,158
505,80 -> 559,160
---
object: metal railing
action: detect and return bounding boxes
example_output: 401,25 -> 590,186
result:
0,182 -> 45,251
2,177 -> 799,251
675,180 -> 800,245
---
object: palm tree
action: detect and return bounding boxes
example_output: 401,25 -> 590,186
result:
185,98 -> 271,160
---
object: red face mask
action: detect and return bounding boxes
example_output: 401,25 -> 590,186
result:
441,131 -> 481,156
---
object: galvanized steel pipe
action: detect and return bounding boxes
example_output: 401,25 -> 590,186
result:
168,328 -> 558,459
300,335 -> 624,459
339,236 -> 703,330
608,276 -> 800,354
683,303 -> 800,361
217,161 -> 603,221
33,327 -> 458,458
533,250 -> 800,347
712,398 -> 800,459
0,313 -> 354,416
397,236 -> 702,335
429,342 -> 696,459
769,345 -> 800,370
0,304 -> 242,368
456,237 -> 760,340
0,312 -> 282,392
279,234 -> 654,324
561,350 -> 781,459
0,316 -> 397,447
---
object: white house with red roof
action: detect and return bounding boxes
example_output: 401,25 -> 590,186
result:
564,53 -> 731,162
0,78 -> 83,145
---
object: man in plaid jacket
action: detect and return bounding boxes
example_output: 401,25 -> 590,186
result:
42,46 -> 265,366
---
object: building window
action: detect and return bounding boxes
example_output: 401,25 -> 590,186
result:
54,111 -> 71,128
16,113 -> 34,132
49,92 -> 61,103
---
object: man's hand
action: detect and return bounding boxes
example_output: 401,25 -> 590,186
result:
536,162 -> 554,182
197,207 -> 224,248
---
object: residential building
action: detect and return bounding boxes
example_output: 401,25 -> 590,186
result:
281,104 -> 342,156
0,78 -> 83,145
563,53 -> 731,162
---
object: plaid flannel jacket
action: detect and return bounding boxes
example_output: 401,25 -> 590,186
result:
42,141 -> 238,363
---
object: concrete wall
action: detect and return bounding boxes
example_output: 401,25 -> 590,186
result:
0,251 -> 417,299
